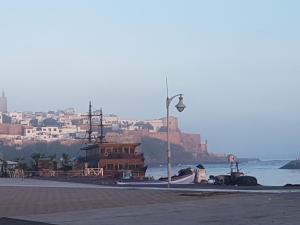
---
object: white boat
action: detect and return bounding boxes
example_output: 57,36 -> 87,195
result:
116,170 -> 195,185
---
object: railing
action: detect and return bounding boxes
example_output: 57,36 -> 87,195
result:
84,168 -> 104,176
17,169 -> 104,177
7,169 -> 25,178
99,153 -> 144,159
3,167 -> 145,179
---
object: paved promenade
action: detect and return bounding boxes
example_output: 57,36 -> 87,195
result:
0,178 -> 299,225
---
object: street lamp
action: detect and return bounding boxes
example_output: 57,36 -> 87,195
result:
166,93 -> 186,188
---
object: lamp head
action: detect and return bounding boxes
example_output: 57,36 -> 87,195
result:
175,95 -> 186,112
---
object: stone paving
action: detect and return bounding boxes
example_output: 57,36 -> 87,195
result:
0,186 -> 200,217
0,178 -> 300,225
18,194 -> 300,225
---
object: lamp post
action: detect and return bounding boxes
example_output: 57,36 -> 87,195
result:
166,93 -> 186,188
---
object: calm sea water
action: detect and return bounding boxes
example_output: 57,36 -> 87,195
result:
146,160 -> 300,186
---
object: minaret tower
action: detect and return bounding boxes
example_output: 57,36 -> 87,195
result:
0,91 -> 7,113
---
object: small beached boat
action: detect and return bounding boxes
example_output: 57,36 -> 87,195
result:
116,168 -> 195,185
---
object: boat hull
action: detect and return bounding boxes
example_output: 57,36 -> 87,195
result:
117,172 -> 195,185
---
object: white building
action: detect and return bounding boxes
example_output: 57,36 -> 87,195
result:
25,126 -> 63,141
59,113 -> 82,125
9,112 -> 23,123
103,115 -> 119,126
118,119 -> 139,130
24,125 -> 85,142
144,119 -> 164,131
20,119 -> 32,126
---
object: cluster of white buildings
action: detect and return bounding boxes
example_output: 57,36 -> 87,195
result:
0,91 -> 170,144
0,107 -> 167,143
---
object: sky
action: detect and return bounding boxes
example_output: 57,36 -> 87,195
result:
1,0 -> 300,159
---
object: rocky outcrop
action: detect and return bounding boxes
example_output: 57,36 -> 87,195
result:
214,174 -> 258,186
106,130 -> 208,155
280,160 -> 300,169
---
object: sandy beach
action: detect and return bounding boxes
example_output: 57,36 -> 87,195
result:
0,178 -> 299,225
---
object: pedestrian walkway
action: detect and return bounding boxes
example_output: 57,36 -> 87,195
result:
0,178 -> 299,225
1,178 -> 300,194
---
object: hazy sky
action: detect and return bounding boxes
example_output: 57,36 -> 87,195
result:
1,0 -> 300,159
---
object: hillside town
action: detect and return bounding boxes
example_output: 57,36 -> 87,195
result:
0,92 -> 224,161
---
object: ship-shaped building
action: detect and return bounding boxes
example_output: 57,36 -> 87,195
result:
80,102 -> 147,180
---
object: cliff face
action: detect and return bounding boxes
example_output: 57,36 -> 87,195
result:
105,130 -> 208,157
104,116 -> 230,163
140,137 -> 195,165
105,130 -> 229,164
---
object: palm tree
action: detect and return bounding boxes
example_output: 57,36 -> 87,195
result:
0,160 -> 8,177
16,157 -> 27,171
61,153 -> 72,171
49,154 -> 56,161
62,153 -> 70,165
31,153 -> 45,171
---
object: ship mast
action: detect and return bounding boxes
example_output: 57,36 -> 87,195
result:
87,101 -> 93,143
98,108 -> 105,144
80,102 -> 102,150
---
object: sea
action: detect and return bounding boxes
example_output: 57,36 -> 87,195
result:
146,160 -> 300,186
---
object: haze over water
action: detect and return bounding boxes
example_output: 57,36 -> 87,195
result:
1,1 -> 300,159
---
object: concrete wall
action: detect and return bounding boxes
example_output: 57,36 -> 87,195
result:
0,124 -> 24,135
